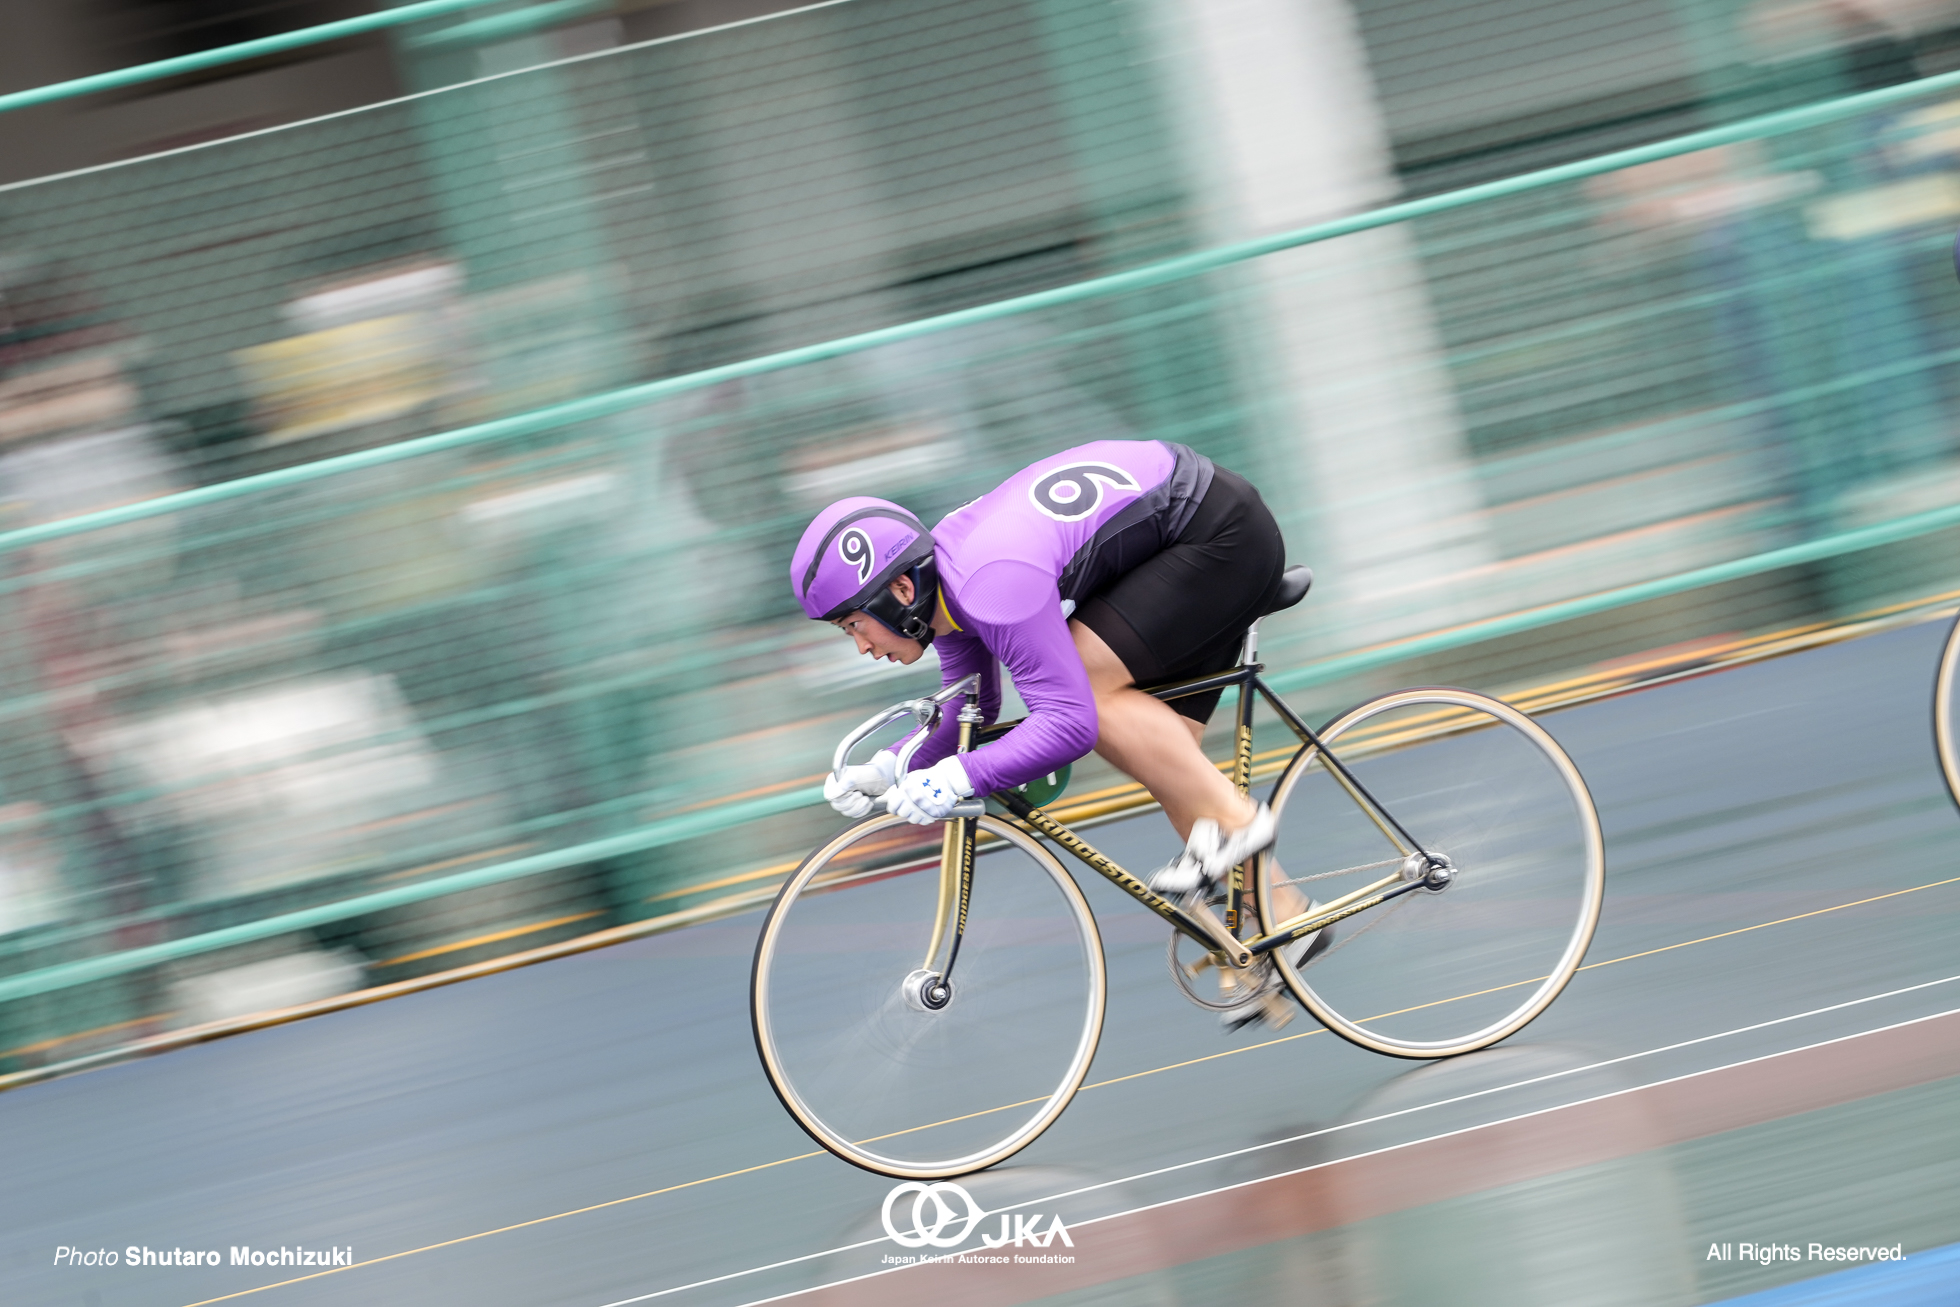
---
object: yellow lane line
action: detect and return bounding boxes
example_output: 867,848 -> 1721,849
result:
185,869 -> 1960,1306
176,1150 -> 828,1307
377,842 -> 535,883
660,771 -> 829,818
1081,1027 -> 1326,1088
0,1014 -> 172,1061
647,856 -> 803,903
856,1095 -> 1052,1143
369,910 -> 605,969
1575,876 -> 1960,973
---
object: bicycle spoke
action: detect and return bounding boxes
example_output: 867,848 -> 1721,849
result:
1305,888 -> 1416,964
1259,688 -> 1603,1058
753,814 -> 1106,1178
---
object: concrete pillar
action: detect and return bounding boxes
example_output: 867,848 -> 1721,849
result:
1145,0 -> 1495,649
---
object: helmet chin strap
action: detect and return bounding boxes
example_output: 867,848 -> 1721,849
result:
862,558 -> 939,649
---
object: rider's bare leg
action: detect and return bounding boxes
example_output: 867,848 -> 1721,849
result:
1071,619 -> 1310,920
1070,618 -> 1251,840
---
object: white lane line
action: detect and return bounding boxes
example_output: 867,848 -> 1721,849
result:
594,971 -> 1960,1307
590,1235 -> 895,1307
730,994 -> 1960,1307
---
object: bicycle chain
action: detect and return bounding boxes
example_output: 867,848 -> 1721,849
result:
1271,855 -> 1402,886
1169,854 -> 1414,1010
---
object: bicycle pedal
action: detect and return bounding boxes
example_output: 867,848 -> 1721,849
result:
1258,991 -> 1294,1030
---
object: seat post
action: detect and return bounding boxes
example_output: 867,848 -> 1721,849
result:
1241,617 -> 1263,667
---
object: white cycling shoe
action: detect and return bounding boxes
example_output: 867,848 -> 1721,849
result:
1149,804 -> 1278,899
1219,908 -> 1335,1034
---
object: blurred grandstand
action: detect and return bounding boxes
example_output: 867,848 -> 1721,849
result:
2,0 -> 1960,1075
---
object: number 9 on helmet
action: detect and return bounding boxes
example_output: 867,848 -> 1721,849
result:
791,497 -> 941,645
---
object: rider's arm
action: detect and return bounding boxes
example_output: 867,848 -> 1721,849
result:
900,628 -> 1000,774
948,560 -> 1096,797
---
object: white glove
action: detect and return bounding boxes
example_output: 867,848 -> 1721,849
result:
886,756 -> 975,826
824,750 -> 899,819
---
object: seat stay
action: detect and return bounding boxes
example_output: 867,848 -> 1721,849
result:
1253,677 -> 1317,746
1252,674 -> 1432,863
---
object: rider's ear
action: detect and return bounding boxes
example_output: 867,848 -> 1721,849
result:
889,575 -> 915,605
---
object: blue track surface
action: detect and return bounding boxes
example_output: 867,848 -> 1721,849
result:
1710,1241 -> 1960,1306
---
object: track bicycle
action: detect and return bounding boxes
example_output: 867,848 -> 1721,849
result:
751,567 -> 1606,1178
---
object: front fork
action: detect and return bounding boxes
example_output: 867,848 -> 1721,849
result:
919,692 -> 984,991
922,669 -> 1263,995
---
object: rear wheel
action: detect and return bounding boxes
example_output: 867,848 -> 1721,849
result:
1256,687 -> 1604,1057
752,813 -> 1106,1178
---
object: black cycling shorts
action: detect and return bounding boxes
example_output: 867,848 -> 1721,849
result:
1075,465 -> 1287,724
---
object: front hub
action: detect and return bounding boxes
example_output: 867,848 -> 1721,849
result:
902,968 -> 954,1012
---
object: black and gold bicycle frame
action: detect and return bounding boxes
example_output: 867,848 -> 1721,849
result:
923,653 -> 1454,990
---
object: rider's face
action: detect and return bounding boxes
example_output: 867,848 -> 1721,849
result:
834,578 -> 926,665
835,609 -> 924,665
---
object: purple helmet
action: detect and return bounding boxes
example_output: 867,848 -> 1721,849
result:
791,497 -> 939,643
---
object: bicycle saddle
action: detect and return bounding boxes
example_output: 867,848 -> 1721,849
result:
1262,565 -> 1312,616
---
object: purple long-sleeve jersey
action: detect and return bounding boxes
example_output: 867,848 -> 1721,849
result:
907,440 -> 1214,796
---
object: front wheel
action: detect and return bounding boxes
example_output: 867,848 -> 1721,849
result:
1256,687 -> 1604,1058
752,813 -> 1106,1178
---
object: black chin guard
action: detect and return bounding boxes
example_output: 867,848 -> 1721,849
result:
862,556 -> 939,648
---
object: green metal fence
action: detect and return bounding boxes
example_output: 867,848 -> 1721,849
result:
4,0 -> 1960,1074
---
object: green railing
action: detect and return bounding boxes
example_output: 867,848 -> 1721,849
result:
2,0 -> 1959,1072
0,0 -> 582,115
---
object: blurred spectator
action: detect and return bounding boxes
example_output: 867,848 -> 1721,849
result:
1586,144 -> 1819,238
232,258 -> 472,464
1743,0 -> 1924,91
0,249 -> 186,930
0,803 -> 67,936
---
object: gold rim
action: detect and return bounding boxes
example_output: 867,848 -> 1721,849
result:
1258,687 -> 1606,1058
751,813 -> 1107,1178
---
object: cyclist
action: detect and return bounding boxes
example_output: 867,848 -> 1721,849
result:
792,440 -> 1320,1027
